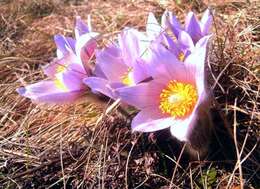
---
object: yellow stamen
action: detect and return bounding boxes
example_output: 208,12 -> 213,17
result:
178,52 -> 185,62
56,65 -> 67,73
159,80 -> 197,118
121,68 -> 135,86
54,79 -> 68,92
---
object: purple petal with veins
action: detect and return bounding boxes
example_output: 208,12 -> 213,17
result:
75,17 -> 90,39
185,12 -> 202,43
16,80 -> 84,104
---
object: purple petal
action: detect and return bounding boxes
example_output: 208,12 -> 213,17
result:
178,31 -> 194,50
93,64 -> 107,79
170,89 -> 210,141
17,80 -> 84,103
161,10 -> 168,29
200,9 -> 212,36
75,32 -> 99,74
43,53 -> 82,78
132,59 -> 150,84
55,69 -> 85,91
75,17 -> 90,39
83,77 -> 123,99
184,44 -> 208,95
161,34 -> 180,57
54,35 -> 76,58
145,43 -> 192,84
75,32 -> 99,59
42,58 -> 62,78
185,12 -> 202,42
95,47 -> 128,82
67,62 -> 88,76
116,81 -> 163,109
162,10 -> 183,38
170,116 -> 193,141
118,28 -> 147,67
131,106 -> 174,132
54,35 -> 68,50
146,12 -> 162,39
195,34 -> 211,49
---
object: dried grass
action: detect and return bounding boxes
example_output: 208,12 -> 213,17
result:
0,0 -> 259,188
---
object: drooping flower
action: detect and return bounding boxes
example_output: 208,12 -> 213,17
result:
84,12 -> 164,99
17,17 -> 99,103
116,35 -> 211,141
162,9 -> 212,43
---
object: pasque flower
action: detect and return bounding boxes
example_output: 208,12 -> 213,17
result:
147,10 -> 211,62
162,30 -> 197,62
116,35 -> 211,141
84,12 -> 164,99
162,9 -> 212,43
17,17 -> 99,103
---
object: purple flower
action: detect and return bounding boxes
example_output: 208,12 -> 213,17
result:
116,35 -> 211,141
162,9 -> 212,43
17,17 -> 99,103
162,28 -> 212,64
145,11 -> 211,62
84,12 -> 172,99
161,31 -> 193,62
146,12 -> 192,59
83,11 -> 167,99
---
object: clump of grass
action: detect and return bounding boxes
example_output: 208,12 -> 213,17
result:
24,0 -> 58,18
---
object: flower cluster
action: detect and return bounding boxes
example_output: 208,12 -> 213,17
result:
17,10 -> 212,142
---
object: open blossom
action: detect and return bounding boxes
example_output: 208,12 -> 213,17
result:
84,12 -> 164,99
17,17 -> 99,103
116,35 -> 211,141
162,9 -> 212,43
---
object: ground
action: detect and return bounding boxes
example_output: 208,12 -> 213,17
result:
0,0 -> 259,188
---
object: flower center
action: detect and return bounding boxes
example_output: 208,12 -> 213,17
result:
159,80 -> 197,118
178,52 -> 185,61
121,68 -> 135,86
54,79 -> 68,92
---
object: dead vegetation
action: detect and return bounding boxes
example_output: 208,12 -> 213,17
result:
0,0 -> 259,188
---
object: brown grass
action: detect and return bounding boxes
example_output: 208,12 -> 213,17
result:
0,0 -> 259,188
